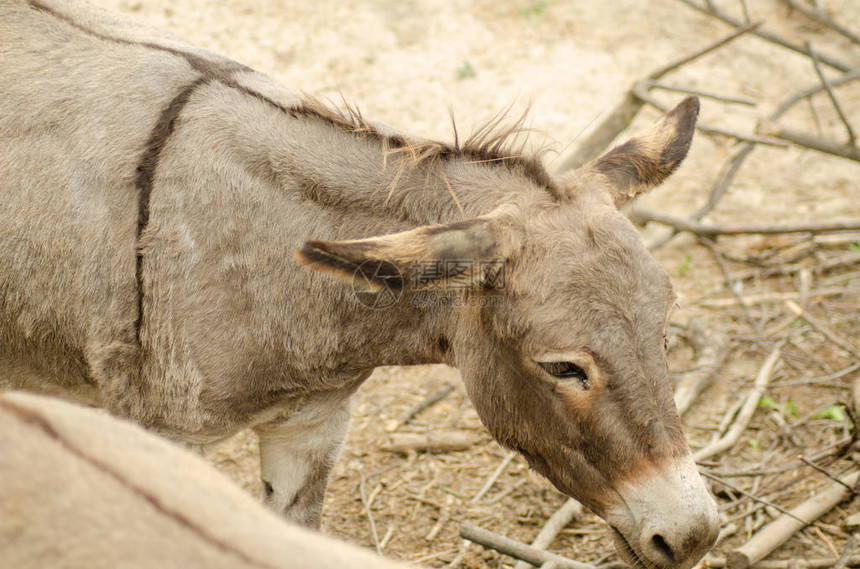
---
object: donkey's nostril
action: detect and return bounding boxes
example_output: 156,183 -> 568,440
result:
651,534 -> 675,563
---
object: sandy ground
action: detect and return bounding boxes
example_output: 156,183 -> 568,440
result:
87,0 -> 860,566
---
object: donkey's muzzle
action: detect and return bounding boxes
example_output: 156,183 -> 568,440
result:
606,453 -> 720,569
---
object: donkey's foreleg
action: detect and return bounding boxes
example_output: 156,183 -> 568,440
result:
253,397 -> 351,529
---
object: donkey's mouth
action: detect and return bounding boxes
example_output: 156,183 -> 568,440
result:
610,527 -> 649,569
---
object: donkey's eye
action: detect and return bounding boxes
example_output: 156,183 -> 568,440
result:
539,361 -> 590,389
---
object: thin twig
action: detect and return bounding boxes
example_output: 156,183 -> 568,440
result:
632,208 -> 860,237
707,554 -> 860,568
697,288 -> 846,308
785,301 -> 860,360
772,70 -> 860,117
757,123 -> 860,161
709,434 -> 855,477
382,432 -> 476,453
701,237 -> 766,339
513,499 -> 584,569
702,471 -> 814,524
834,536 -> 859,569
425,496 -> 452,541
379,525 -> 395,550
648,70 -> 860,251
633,80 -> 789,146
676,0 -> 854,72
411,548 -> 460,565
555,22 -> 760,173
645,80 -> 757,105
781,0 -> 860,45
806,42 -> 856,146
648,21 -> 762,79
730,251 -> 860,281
471,450 -> 517,502
798,456 -> 856,492
460,524 -> 597,569
359,474 -> 382,555
386,383 -> 456,432
694,346 -> 782,462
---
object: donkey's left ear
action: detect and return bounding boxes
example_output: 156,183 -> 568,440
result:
294,217 -> 504,292
570,96 -> 699,208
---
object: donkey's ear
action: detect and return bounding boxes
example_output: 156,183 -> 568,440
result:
578,96 -> 699,208
294,218 -> 501,292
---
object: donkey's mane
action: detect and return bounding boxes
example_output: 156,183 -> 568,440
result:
291,97 -> 557,195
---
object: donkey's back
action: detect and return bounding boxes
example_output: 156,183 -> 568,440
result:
0,0 -> 302,414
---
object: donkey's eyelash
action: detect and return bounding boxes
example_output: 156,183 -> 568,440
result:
538,361 -> 590,390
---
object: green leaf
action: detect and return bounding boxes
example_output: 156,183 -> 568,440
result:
672,255 -> 693,278
457,61 -> 476,80
518,1 -> 548,22
759,395 -> 780,411
759,396 -> 798,418
748,438 -> 760,450
813,405 -> 846,423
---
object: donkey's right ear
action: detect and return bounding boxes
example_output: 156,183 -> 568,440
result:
560,97 -> 699,208
294,217 -> 504,292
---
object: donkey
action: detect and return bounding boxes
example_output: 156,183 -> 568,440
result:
0,1 -> 719,567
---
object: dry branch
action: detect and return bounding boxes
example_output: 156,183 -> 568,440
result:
697,287 -> 846,308
707,554 -> 860,569
834,537 -> 859,569
460,524 -> 597,569
385,383 -> 455,432
381,432 -> 475,454
631,207 -> 860,237
513,499 -> 584,569
645,80 -> 758,106
632,81 -> 789,146
694,347 -> 781,462
806,42 -> 856,146
554,23 -> 759,173
773,70 -> 860,117
359,475 -> 383,555
785,301 -> 860,360
781,0 -> 860,45
674,318 -> 731,416
725,471 -> 860,569
757,123 -> 860,162
648,70 -> 860,251
676,0 -> 855,72
471,450 -> 516,502
730,251 -> 860,281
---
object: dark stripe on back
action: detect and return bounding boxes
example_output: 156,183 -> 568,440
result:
26,1 -> 299,347
134,77 -> 209,341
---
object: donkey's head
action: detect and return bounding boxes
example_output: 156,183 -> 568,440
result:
296,97 -> 719,569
